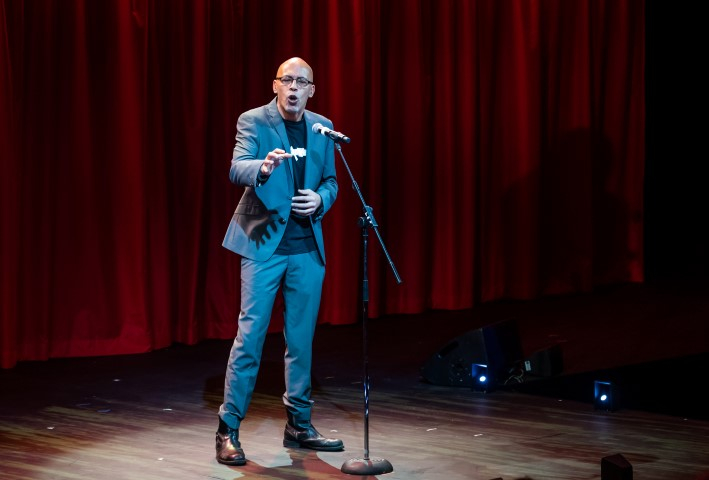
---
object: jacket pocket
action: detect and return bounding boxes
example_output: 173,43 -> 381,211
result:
235,202 -> 265,216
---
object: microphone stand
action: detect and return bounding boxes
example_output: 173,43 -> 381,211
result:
334,141 -> 402,476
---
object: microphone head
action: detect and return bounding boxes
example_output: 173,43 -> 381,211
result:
312,122 -> 323,133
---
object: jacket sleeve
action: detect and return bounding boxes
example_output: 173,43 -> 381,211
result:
229,110 -> 265,187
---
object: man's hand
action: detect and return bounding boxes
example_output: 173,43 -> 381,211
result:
291,189 -> 321,216
260,148 -> 292,176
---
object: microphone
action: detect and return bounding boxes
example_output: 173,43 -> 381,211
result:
312,122 -> 351,144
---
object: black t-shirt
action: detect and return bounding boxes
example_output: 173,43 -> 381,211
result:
275,118 -> 317,255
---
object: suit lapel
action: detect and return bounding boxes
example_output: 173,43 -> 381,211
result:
266,98 -> 294,194
302,111 -> 319,190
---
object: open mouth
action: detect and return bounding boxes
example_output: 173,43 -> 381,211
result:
287,94 -> 299,104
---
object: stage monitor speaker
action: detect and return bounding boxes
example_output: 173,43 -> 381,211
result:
601,453 -> 633,480
420,318 -> 524,387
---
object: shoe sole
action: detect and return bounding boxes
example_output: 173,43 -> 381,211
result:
283,439 -> 344,451
216,457 -> 247,466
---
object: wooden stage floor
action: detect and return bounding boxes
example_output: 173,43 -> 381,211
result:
1,280 -> 708,479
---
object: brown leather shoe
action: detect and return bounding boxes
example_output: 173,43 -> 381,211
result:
215,423 -> 246,466
283,423 -> 344,451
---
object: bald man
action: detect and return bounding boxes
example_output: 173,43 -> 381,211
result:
216,57 -> 343,465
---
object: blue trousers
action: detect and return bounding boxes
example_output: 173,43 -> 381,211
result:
219,250 -> 325,430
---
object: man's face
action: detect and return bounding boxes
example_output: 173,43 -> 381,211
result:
273,59 -> 314,122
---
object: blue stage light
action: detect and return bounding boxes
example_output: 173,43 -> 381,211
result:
471,363 -> 493,392
594,380 -> 618,411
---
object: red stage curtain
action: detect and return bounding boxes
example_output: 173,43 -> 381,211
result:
0,0 -> 644,369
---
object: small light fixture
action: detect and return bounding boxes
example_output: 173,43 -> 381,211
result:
594,380 -> 618,411
471,363 -> 494,392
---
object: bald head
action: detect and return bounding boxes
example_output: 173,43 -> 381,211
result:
276,57 -> 313,81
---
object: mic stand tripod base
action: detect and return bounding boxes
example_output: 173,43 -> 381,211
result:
341,457 -> 394,476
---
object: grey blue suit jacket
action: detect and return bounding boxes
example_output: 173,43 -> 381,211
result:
222,97 -> 338,264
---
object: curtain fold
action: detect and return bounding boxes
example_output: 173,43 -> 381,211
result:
0,0 -> 645,369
